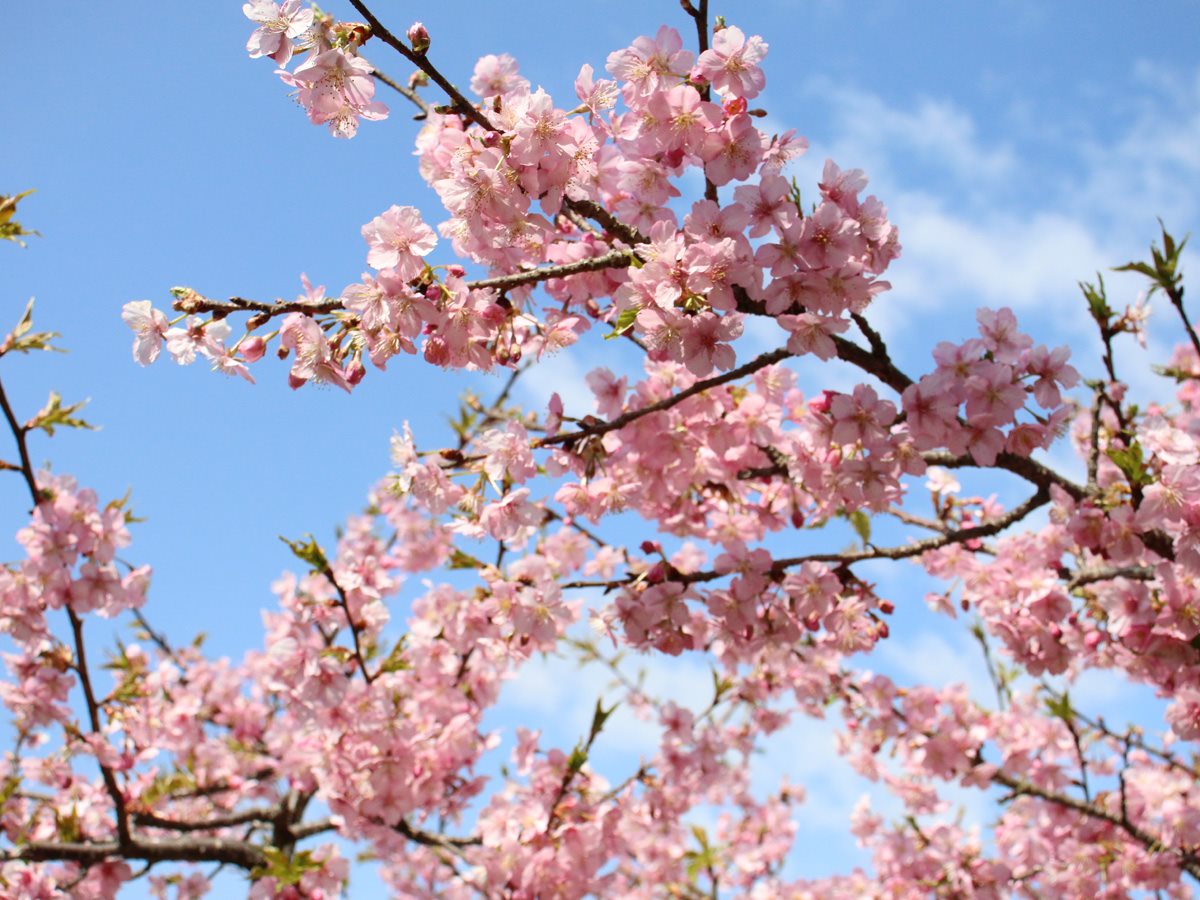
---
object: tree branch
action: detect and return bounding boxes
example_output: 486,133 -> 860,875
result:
538,346 -> 793,449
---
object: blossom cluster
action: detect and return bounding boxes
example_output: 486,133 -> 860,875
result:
7,3 -> 1200,898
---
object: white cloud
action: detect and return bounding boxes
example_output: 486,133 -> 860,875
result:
516,345 -> 597,416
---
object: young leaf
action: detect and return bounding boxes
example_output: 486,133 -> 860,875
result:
25,392 -> 95,437
605,306 -> 640,340
279,533 -> 330,571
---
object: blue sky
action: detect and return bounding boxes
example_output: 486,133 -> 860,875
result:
3,0 -> 1200,894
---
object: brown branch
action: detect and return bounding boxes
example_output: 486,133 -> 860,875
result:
566,490 -> 1048,592
1067,565 -> 1155,590
992,769 -> 1200,883
468,249 -> 632,291
132,808 -> 277,834
919,450 -> 1084,501
0,376 -> 40,506
921,450 -> 1174,560
10,836 -> 266,871
564,198 -> 647,247
347,0 -> 496,132
372,69 -> 429,117
322,564 -> 375,685
66,605 -> 133,848
396,819 -> 481,851
172,291 -> 342,320
537,346 -> 793,448
736,486 -> 1047,581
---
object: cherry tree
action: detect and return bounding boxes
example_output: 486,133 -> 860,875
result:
2,2 -> 1200,896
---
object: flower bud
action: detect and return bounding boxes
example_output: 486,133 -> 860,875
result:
346,358 -> 366,385
240,335 -> 266,363
481,304 -> 508,327
423,335 -> 449,366
407,22 -> 430,55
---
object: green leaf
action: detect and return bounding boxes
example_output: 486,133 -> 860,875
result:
566,744 -> 588,774
0,190 -> 38,247
1106,442 -> 1153,489
448,548 -> 484,570
848,509 -> 872,546
712,669 -> 733,701
1078,276 -> 1113,324
377,637 -> 410,674
605,306 -> 640,340
279,533 -> 329,572
1112,261 -> 1157,279
25,392 -> 95,437
1044,691 -> 1073,722
141,770 -> 196,806
1,298 -> 61,356
253,848 -> 324,887
587,698 -> 618,742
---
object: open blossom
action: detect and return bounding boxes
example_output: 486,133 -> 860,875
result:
243,0 -> 313,65
120,301 -> 169,365
361,205 -> 437,278
605,25 -> 694,98
470,53 -> 528,98
696,26 -> 768,98
286,47 -> 388,138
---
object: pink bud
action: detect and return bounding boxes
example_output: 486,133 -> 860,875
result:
481,304 -> 508,327
640,540 -> 661,555
688,65 -> 708,85
407,21 -> 430,55
446,264 -> 466,278
423,336 -> 449,366
661,148 -> 685,169
240,335 -> 266,362
808,390 -> 836,415
346,358 -> 366,385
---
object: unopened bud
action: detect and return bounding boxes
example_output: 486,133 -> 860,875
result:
407,21 -> 430,55
346,358 -> 366,385
423,336 -> 449,366
240,335 -> 266,363
481,304 -> 508,327
808,390 -> 836,415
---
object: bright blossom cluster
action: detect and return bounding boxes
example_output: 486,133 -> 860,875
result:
6,3 -> 1200,899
